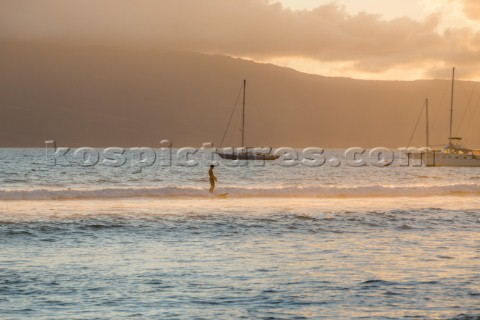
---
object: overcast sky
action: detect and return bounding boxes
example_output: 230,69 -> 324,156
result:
1,0 -> 479,80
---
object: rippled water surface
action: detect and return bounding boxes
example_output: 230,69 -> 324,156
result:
1,149 -> 479,319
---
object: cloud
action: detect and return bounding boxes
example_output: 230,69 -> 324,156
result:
459,0 -> 480,20
0,0 -> 479,79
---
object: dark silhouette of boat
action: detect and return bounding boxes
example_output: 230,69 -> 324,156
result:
217,80 -> 279,161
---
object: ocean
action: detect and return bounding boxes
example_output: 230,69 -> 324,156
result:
0,148 -> 479,319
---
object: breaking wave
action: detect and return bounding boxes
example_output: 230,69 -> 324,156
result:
1,183 -> 480,200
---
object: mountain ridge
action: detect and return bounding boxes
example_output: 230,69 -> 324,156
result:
1,41 -> 479,148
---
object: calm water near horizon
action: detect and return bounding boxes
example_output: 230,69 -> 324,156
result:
1,148 -> 479,319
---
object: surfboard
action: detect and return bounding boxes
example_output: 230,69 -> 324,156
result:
215,193 -> 229,198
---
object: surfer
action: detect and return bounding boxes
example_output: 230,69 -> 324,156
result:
209,165 -> 217,193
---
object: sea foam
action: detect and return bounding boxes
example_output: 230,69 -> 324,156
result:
1,183 -> 480,200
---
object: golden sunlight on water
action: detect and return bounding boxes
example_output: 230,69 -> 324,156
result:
2,196 -> 480,220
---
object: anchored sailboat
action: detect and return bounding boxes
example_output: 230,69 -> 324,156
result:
217,80 -> 279,160
425,68 -> 480,166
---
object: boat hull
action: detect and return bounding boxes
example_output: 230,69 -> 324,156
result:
425,151 -> 480,167
217,152 -> 279,161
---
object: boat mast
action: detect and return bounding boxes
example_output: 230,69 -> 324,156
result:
242,79 -> 246,148
426,98 -> 429,148
449,67 -> 455,144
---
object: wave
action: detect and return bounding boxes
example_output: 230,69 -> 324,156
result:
1,183 -> 480,200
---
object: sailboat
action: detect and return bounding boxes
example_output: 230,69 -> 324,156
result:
217,80 -> 279,160
424,68 -> 480,166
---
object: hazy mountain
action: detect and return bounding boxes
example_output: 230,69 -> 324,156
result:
1,41 -> 479,148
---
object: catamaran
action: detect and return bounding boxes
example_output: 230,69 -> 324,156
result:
424,68 -> 480,166
217,80 -> 279,160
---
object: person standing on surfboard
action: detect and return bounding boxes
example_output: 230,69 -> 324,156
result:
209,165 -> 217,193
